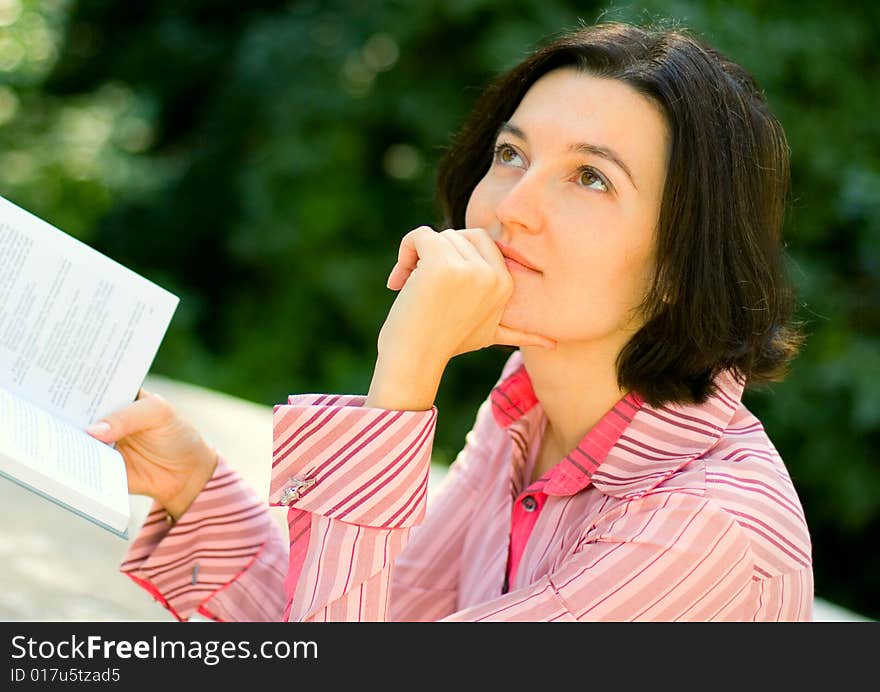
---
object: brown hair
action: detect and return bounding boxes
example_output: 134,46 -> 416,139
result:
435,21 -> 804,407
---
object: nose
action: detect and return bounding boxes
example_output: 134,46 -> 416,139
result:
494,171 -> 543,241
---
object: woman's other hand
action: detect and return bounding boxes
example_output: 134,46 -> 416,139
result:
85,388 -> 218,521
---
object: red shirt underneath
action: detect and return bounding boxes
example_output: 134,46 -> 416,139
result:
490,367 -> 643,593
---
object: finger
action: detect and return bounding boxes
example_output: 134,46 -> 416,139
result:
85,390 -> 170,444
386,225 -> 431,290
457,228 -> 507,274
439,228 -> 485,264
495,323 -> 557,350
386,261 -> 412,291
386,225 -> 458,290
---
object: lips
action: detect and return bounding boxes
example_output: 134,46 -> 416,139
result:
495,241 -> 540,273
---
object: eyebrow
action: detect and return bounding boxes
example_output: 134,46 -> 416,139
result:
495,121 -> 638,191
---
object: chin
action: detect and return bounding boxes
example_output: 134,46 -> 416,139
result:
501,311 -> 554,344
500,303 -> 531,329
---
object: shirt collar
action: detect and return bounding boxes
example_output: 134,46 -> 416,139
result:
489,351 -> 746,499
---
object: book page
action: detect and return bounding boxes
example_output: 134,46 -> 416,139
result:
0,384 -> 128,529
0,195 -> 179,429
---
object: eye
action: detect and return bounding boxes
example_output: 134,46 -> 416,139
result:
576,166 -> 610,193
492,142 -> 524,167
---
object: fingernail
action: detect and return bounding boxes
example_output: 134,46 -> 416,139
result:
86,421 -> 110,437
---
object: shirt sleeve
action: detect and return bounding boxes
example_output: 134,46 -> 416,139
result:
271,394 -> 437,621
388,395 -> 499,621
438,491 -> 757,621
119,453 -> 288,622
275,352 -> 522,622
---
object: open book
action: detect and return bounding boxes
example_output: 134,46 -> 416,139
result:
0,195 -> 178,538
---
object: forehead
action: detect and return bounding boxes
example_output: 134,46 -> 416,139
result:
509,67 -> 669,179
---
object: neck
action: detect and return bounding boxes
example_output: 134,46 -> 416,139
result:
520,335 -> 632,457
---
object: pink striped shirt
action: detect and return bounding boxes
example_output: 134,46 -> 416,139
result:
121,349 -> 813,621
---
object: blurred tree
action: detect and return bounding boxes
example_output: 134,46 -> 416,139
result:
0,0 -> 877,617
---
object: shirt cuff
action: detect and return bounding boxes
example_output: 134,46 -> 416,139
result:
271,394 -> 438,529
120,454 -> 277,622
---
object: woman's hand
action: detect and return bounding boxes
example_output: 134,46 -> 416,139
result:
365,226 -> 555,412
381,225 -> 556,364
85,388 -> 218,521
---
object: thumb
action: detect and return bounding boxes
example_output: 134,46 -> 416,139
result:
85,388 -> 170,443
494,324 -> 557,350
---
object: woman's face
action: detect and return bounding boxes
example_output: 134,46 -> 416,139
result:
465,67 -> 669,347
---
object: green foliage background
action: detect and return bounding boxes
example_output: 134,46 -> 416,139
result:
1,0 -> 877,617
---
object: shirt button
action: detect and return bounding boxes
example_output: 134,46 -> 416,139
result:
521,495 -> 537,512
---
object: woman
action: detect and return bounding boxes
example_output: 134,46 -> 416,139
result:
87,21 -> 812,621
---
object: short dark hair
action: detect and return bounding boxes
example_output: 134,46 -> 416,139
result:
435,21 -> 804,407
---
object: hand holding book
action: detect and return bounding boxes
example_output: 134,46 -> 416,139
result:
0,194 -> 180,536
86,388 -> 218,522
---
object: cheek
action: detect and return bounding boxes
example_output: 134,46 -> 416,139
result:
463,183 -> 481,228
550,238 -> 653,326
464,177 -> 498,228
